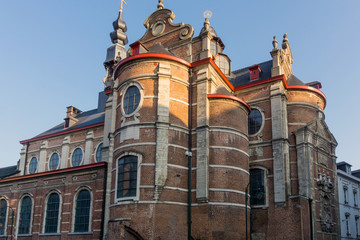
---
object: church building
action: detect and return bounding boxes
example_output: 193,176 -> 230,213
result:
0,1 -> 339,239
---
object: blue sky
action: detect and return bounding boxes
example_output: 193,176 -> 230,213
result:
0,0 -> 359,169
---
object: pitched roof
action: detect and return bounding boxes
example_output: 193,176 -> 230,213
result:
0,165 -> 20,179
230,60 -> 272,87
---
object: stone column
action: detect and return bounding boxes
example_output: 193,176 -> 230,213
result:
38,141 -> 48,172
19,144 -> 28,175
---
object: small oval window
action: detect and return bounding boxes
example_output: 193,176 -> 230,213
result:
248,109 -> 263,135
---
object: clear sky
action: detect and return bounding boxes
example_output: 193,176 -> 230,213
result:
0,0 -> 359,169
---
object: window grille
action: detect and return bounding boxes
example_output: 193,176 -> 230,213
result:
74,190 -> 91,232
250,169 -> 265,206
0,199 -> 7,235
117,156 -> 138,198
44,193 -> 60,233
18,196 -> 32,234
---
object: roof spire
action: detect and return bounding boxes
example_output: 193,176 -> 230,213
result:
110,0 -> 128,45
157,0 -> 164,9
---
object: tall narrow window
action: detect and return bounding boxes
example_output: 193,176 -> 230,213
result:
74,190 -> 91,233
250,168 -> 265,206
354,190 -> 358,207
18,196 -> 32,235
29,157 -> 38,174
356,216 -> 359,237
117,156 -> 138,199
346,213 -> 351,236
0,199 -> 7,235
96,143 -> 103,163
44,193 -> 60,233
344,186 -> 349,204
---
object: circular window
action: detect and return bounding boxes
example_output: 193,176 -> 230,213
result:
49,153 -> 59,171
96,143 -> 103,163
152,21 -> 165,36
248,109 -> 263,135
123,86 -> 141,115
29,157 -> 38,174
72,148 -> 83,167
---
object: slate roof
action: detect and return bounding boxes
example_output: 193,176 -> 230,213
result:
0,165 -> 20,179
148,43 -> 176,56
33,109 -> 105,139
230,60 -> 273,88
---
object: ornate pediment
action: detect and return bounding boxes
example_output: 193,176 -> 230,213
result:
139,8 -> 194,48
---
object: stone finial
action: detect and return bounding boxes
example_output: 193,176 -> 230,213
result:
204,18 -> 210,31
272,36 -> 278,50
282,33 -> 288,49
157,0 -> 164,9
120,0 -> 127,11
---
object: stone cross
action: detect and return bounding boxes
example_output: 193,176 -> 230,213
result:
120,0 -> 127,10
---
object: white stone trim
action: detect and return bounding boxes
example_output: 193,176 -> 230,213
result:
209,127 -> 248,141
248,105 -> 265,137
168,164 -> 188,170
164,186 -> 196,192
120,81 -> 144,118
209,165 -> 249,175
170,97 -> 189,106
209,146 -> 249,157
208,202 -> 249,208
209,188 -> 247,195
250,158 -> 274,163
168,144 -> 188,151
113,142 -> 156,153
141,163 -> 155,167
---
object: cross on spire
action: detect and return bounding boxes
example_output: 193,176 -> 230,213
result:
120,0 -> 127,11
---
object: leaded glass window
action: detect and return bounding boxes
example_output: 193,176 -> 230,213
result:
117,156 -> 138,199
96,143 -> 103,163
74,190 -> 91,233
0,199 -> 7,235
250,169 -> 265,206
29,157 -> 38,174
72,148 -> 83,167
44,193 -> 60,233
248,109 -> 262,135
18,196 -> 32,234
49,153 -> 59,171
123,86 -> 140,115
214,55 -> 230,75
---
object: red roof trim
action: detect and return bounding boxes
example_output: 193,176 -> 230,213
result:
192,58 -> 235,91
234,75 -> 286,91
208,94 -> 251,112
20,122 -> 104,144
287,85 -> 327,108
113,53 -> 192,78
0,162 -> 107,183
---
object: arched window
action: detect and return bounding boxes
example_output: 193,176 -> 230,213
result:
96,143 -> 103,163
29,157 -> 38,174
72,148 -> 83,167
214,54 -> 230,75
49,153 -> 60,171
250,168 -> 266,206
248,109 -> 263,135
74,190 -> 91,233
117,156 -> 138,199
18,196 -> 32,235
44,193 -> 60,233
0,199 -> 7,235
123,86 -> 141,115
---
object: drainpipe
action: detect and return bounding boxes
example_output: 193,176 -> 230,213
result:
187,70 -> 193,240
245,182 -> 250,240
309,198 -> 313,240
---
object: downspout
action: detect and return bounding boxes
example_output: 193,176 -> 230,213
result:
309,198 -> 313,240
100,164 -> 108,239
187,70 -> 193,240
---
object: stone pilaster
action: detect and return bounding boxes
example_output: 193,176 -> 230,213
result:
196,68 -> 210,202
154,62 -> 171,200
38,141 -> 48,172
19,144 -> 28,175
84,131 -> 94,165
60,136 -> 70,169
270,82 -> 290,203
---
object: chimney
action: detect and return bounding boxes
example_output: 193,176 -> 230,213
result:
249,65 -> 262,81
64,106 -> 82,128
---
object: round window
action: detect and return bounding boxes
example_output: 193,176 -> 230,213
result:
123,86 -> 141,115
72,148 -> 83,167
96,143 -> 103,163
49,153 -> 59,171
29,157 -> 38,174
248,109 -> 263,135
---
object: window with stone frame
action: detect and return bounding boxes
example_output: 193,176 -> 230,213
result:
96,143 -> 103,163
356,215 -> 360,238
250,168 -> 265,206
344,186 -> 349,204
354,190 -> 358,207
44,193 -> 60,233
0,199 -> 7,235
18,196 -> 32,235
346,213 -> 351,236
74,189 -> 91,233
123,86 -> 141,115
117,156 -> 138,199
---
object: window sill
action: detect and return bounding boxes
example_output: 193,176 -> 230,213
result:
68,232 -> 93,235
116,197 -> 137,202
18,234 -> 32,237
39,233 -> 61,236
